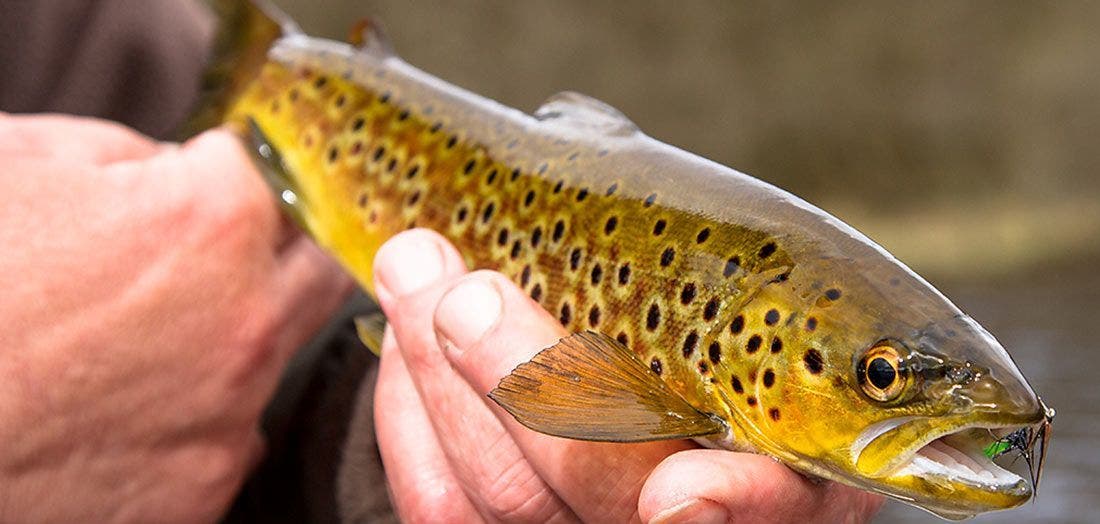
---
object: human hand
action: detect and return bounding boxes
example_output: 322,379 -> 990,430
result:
371,229 -> 884,523
0,113 -> 352,523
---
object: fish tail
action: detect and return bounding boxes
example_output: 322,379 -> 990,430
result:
179,0 -> 300,139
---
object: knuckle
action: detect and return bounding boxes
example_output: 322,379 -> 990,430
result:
480,459 -> 562,522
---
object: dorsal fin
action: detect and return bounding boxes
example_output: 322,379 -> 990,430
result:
347,17 -> 395,58
533,91 -> 639,137
489,331 -> 726,442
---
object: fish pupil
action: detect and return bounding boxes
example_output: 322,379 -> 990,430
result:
867,357 -> 896,389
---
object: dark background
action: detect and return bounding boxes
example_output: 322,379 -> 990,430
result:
273,2 -> 1099,522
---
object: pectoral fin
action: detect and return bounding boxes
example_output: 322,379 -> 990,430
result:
354,313 -> 387,357
489,331 -> 726,442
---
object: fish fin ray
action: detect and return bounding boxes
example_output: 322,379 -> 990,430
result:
534,91 -> 639,136
347,17 -> 396,58
354,313 -> 387,357
489,331 -> 726,442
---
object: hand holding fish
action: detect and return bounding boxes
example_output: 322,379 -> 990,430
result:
371,229 -> 883,523
0,113 -> 352,522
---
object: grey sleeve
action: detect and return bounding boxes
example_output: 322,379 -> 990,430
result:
0,0 -> 214,140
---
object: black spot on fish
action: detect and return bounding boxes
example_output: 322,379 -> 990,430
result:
763,369 -> 775,388
559,302 -> 572,326
769,408 -> 781,421
357,193 -> 368,208
804,348 -> 825,374
682,331 -> 699,357
524,190 -> 536,207
765,309 -> 780,326
530,283 -> 543,302
770,337 -> 783,353
352,117 -> 365,131
397,109 -> 409,121
759,242 -> 777,259
576,188 -> 589,201
644,193 -> 657,207
270,99 -> 280,113
510,168 -> 521,181
520,265 -> 531,287
379,91 -> 391,104
806,317 -> 818,331
605,216 -> 618,235
708,341 -> 721,364
696,228 -> 711,244
387,158 -> 397,172
446,135 -> 458,149
591,264 -> 603,285
481,202 -> 495,223
617,332 -> 629,346
289,88 -> 299,101
537,162 -> 548,174
372,145 -> 385,161
569,248 -> 582,271
327,146 -> 339,163
349,142 -> 363,155
730,315 -> 744,335
703,298 -> 719,321
531,227 -> 543,248
653,219 -> 667,236
406,164 -> 420,179
497,229 -> 509,247
650,357 -> 663,376
618,263 -> 631,285
313,76 -> 327,88
646,304 -> 661,331
456,206 -> 468,223
660,247 -> 675,267
747,335 -> 762,354
606,183 -> 618,196
680,283 -> 697,304
553,180 -> 563,194
588,305 -> 601,327
510,240 -> 522,260
825,288 -> 842,301
552,220 -> 565,242
486,168 -> 498,185
406,191 -> 420,206
430,121 -> 442,133
698,361 -> 710,375
747,396 -> 758,407
463,159 -> 476,175
731,376 -> 744,394
334,94 -> 346,108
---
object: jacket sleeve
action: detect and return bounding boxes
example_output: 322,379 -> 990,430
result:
0,0 -> 214,140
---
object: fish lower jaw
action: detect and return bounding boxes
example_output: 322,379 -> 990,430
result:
892,431 -> 1026,492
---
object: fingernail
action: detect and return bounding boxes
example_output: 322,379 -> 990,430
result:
649,499 -> 728,524
375,235 -> 445,300
435,276 -> 502,355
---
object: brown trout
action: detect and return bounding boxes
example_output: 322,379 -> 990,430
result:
194,2 -> 1053,519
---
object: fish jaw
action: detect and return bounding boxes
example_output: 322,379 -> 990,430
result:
848,411 -> 1045,520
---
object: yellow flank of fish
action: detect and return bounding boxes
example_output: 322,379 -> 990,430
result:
198,2 -> 1053,520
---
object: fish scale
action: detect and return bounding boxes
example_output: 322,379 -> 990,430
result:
203,2 -> 1051,519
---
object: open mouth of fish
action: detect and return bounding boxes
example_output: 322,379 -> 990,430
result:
891,427 -> 1031,490
853,417 -> 1049,497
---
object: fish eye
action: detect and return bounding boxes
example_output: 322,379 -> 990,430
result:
857,343 -> 909,402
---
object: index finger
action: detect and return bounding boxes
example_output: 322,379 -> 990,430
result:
435,271 -> 695,522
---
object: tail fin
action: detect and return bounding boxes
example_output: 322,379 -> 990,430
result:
179,0 -> 299,139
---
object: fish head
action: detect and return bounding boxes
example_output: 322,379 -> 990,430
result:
731,257 -> 1049,519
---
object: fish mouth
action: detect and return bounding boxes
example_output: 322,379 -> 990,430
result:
850,415 -> 1047,519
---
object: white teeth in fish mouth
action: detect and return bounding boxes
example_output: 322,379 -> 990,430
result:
894,430 -> 1026,490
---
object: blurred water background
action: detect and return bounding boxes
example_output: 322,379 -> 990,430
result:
274,1 -> 1099,521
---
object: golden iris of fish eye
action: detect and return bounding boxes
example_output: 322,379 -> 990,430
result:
857,344 -> 910,402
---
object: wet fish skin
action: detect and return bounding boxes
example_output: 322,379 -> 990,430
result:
206,3 -> 1048,519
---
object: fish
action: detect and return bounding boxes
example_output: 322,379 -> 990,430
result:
192,1 -> 1054,519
